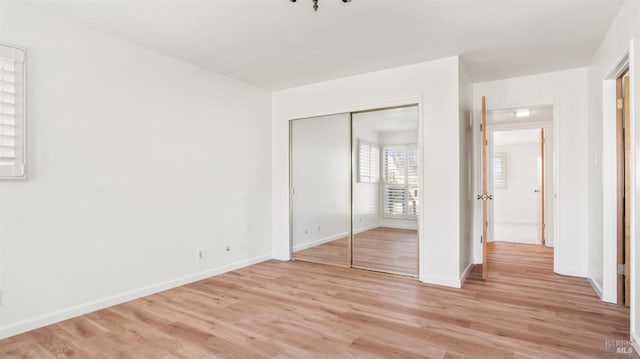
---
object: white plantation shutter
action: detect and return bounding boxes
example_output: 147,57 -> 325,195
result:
383,145 -> 406,216
370,145 -> 380,182
383,144 -> 418,218
358,141 -> 371,183
357,140 -> 380,184
493,153 -> 506,188
0,44 -> 25,179
406,145 -> 419,215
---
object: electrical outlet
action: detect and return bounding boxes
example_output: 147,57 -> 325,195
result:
197,249 -> 205,261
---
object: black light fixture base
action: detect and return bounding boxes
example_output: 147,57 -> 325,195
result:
289,0 -> 352,12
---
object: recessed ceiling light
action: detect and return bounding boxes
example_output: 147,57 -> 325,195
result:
515,109 -> 530,118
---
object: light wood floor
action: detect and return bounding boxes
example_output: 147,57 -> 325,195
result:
0,242 -> 634,358
293,227 -> 418,276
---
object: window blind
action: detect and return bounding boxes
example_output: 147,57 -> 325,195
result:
406,145 -> 419,216
383,144 -> 418,218
0,44 -> 25,179
358,139 -> 380,184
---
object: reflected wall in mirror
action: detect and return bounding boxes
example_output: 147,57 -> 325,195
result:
291,113 -> 351,267
352,106 -> 419,277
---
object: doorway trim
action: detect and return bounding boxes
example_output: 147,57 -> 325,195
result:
602,43 -> 635,306
480,102 -> 561,274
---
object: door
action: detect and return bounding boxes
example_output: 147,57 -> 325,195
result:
537,129 -> 546,245
479,96 -> 491,279
352,106 -> 419,277
624,75 -> 631,306
290,114 -> 351,267
616,72 -> 631,306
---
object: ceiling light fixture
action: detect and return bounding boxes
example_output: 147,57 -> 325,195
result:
515,109 -> 530,118
290,0 -> 352,12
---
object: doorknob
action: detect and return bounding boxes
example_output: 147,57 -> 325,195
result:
534,189 -> 541,193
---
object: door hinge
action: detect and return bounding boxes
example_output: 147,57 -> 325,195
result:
617,98 -> 624,110
480,235 -> 483,243
618,263 -> 626,275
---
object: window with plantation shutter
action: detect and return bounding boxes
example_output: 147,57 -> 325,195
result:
0,43 -> 25,179
383,144 -> 418,218
357,140 -> 380,183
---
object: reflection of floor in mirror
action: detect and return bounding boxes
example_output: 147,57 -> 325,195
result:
293,227 -> 418,277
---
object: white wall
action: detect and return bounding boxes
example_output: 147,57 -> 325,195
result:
291,114 -> 350,251
458,61 -> 474,279
473,68 -> 589,277
585,0 -> 640,342
493,142 -> 539,244
272,57 -> 468,288
378,130 -> 417,145
0,3 -> 272,338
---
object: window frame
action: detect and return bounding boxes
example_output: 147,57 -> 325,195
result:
0,42 -> 26,181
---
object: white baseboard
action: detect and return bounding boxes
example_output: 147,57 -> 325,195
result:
293,232 -> 348,252
0,253 -> 271,340
588,277 -> 603,299
272,252 -> 290,261
292,224 -> 381,252
378,220 -> 417,230
354,224 -> 380,234
420,275 -> 462,289
459,262 -> 474,286
554,266 -> 587,278
631,332 -> 640,355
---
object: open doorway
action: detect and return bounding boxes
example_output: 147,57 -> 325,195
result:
480,104 -> 555,277
490,128 -> 548,245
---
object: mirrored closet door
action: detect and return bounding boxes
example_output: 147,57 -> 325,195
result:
290,106 -> 419,277
352,107 -> 419,277
291,113 -> 351,267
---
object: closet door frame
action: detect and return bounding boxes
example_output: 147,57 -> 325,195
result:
288,99 -> 423,279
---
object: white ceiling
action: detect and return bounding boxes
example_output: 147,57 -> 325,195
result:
354,106 -> 418,132
488,104 -> 554,124
494,128 -> 541,146
21,0 -> 623,90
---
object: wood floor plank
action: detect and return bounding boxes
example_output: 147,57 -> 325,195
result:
0,242 -> 635,358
